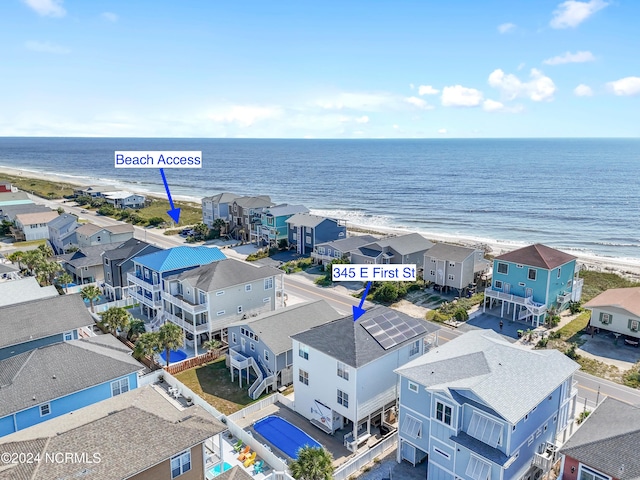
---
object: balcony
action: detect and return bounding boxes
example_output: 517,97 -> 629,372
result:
485,288 -> 547,316
127,272 -> 162,292
557,292 -> 572,304
128,288 -> 162,308
163,291 -> 207,314
532,442 -> 558,472
165,312 -> 209,334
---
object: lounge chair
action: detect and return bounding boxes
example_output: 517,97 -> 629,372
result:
253,460 -> 264,475
243,451 -> 257,468
237,446 -> 251,461
232,440 -> 243,452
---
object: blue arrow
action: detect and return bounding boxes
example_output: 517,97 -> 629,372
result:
353,281 -> 372,321
160,168 -> 181,224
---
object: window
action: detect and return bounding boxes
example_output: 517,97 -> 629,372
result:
144,269 -> 150,279
97,236 -> 101,242
305,235 -> 311,244
629,319 -> 639,332
245,284 -> 252,292
448,274 -> 455,281
578,465 -> 610,480
600,313 -> 611,324
334,250 -> 342,258
409,339 -> 420,356
264,277 -> 273,290
337,361 -> 349,380
557,267 -> 562,279
401,414 -> 422,439
543,423 -> 548,432
111,378 -> 129,397
107,272 -> 111,281
337,389 -> 349,408
466,455 -> 491,480
105,258 -> 109,265
263,297 -> 270,303
553,414 -> 557,422
525,413 -> 529,421
494,280 -> 503,289
250,342 -> 255,351
63,331 -> 73,341
231,332 -> 237,343
497,262 -> 508,274
217,310 -> 225,316
434,447 -> 449,459
170,450 -> 191,478
468,412 -> 502,447
264,350 -> 269,362
536,427 -> 542,438
408,381 -> 419,393
435,401 -> 452,426
528,268 -> 537,281
199,291 -> 206,303
299,369 -> 309,385
237,305 -> 243,314
299,344 -> 309,359
216,290 -> 224,296
318,247 -> 325,254
40,403 -> 51,416
528,435 -> 534,446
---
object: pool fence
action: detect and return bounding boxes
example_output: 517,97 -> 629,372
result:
332,433 -> 398,480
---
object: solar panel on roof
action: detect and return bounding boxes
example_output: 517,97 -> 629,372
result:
361,311 -> 429,350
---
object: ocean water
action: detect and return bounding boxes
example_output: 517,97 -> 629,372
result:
1,137 -> 639,260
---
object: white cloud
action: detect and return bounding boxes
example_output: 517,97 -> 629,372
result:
22,0 -> 65,17
498,23 -> 516,33
101,12 -> 118,22
208,105 -> 282,127
607,77 -> 640,96
316,92 -> 398,111
482,99 -> 524,113
418,85 -> 439,96
404,96 -> 433,110
355,115 -> 369,124
488,68 -> 556,102
550,0 -> 609,29
438,128 -> 448,135
543,50 -> 595,65
441,85 -> 483,107
409,83 -> 415,90
25,40 -> 70,54
574,84 -> 594,96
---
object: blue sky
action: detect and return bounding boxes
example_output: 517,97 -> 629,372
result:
2,0 -> 639,138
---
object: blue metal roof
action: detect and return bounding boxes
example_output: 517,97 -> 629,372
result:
134,246 -> 226,272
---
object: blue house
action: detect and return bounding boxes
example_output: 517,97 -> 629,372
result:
253,204 -> 309,247
0,295 -> 94,361
286,213 -> 347,255
395,329 -> 579,480
483,244 -> 584,326
127,246 -> 226,320
0,335 -> 144,437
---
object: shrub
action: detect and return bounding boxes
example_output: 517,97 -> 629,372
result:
565,343 -> 580,360
576,410 -> 591,424
623,364 -> 640,388
147,216 -> 165,227
536,337 -> 549,349
569,301 -> 583,314
97,205 -> 116,216
454,307 -> 469,322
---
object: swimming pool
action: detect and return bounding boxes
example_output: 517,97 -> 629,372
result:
160,349 -> 188,363
208,462 -> 232,477
253,415 -> 321,459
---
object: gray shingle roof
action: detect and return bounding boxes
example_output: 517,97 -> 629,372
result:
57,243 -> 120,268
0,295 -> 94,349
396,330 -> 579,424
425,242 -> 477,262
46,212 -> 77,229
451,431 -> 510,466
286,213 -> 341,228
0,339 -> 143,417
234,195 -> 273,209
291,305 -> 440,368
168,258 -> 281,292
365,233 -> 434,256
0,386 -> 226,480
559,398 -> 640,480
265,204 -> 309,217
231,300 -> 343,354
216,466 -> 254,480
101,238 -> 159,264
0,277 -> 58,307
315,235 -> 378,253
203,191 -> 240,204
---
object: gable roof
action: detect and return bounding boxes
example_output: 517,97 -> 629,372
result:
57,243 -> 121,268
102,190 -> 143,200
584,287 -> 640,318
216,466 -> 254,480
292,305 -> 439,368
316,235 -> 379,253
265,203 -> 309,217
286,212 -> 342,228
47,212 -> 77,229
101,238 -> 161,264
203,192 -> 240,204
364,233 -> 434,256
234,195 -> 273,209
0,385 -> 226,480
0,339 -> 143,417
0,277 -> 58,307
232,301 -> 343,354
0,191 -> 30,202
168,258 -> 281,292
0,204 -> 51,220
15,210 -> 58,225
559,398 -> 640,480
495,243 -> 576,270
396,329 -> 579,424
75,223 -> 134,237
425,242 -> 477,262
134,246 -> 226,272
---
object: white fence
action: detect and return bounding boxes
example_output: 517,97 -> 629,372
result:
332,433 -> 398,480
226,418 -> 289,472
161,371 -> 226,420
94,297 -> 136,313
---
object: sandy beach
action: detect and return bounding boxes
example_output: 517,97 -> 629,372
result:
3,165 -> 640,279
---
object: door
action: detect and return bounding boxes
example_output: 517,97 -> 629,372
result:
504,283 -> 511,294
525,287 -> 533,298
241,338 -> 246,353
401,440 -> 416,465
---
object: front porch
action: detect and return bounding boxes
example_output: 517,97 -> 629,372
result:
483,288 -> 547,327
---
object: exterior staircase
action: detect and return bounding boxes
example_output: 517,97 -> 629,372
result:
248,356 -> 275,400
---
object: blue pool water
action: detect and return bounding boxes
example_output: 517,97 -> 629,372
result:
208,462 -> 232,477
254,415 -> 322,459
160,349 -> 188,363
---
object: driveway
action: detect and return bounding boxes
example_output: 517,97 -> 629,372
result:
577,331 -> 640,369
459,312 -> 522,342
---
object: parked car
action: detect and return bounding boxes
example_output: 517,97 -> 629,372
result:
624,335 -> 640,347
81,209 -> 88,213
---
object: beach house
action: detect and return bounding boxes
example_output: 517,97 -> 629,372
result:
202,192 -> 239,228
0,277 -> 58,308
291,306 -> 440,452
47,212 -> 79,254
423,243 -> 489,295
12,210 -> 58,241
350,233 -> 434,269
127,246 -> 227,321
160,258 -> 284,355
0,180 -> 16,193
102,190 -> 146,209
584,287 -> 640,346
311,234 -> 378,267
253,203 -> 309,247
229,195 -> 273,242
57,243 -> 121,285
395,329 -> 579,480
286,213 -> 347,255
227,300 -> 343,399
483,244 -> 583,326
0,203 -> 49,222
74,222 -> 135,248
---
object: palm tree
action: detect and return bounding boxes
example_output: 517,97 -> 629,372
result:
57,272 -> 73,293
81,284 -> 102,313
193,222 -> 209,239
22,249 -> 44,275
134,332 -> 161,361
36,260 -> 62,286
6,251 -> 25,271
101,307 -> 131,336
158,322 -> 184,366
289,447 -> 334,480
212,218 -> 226,236
203,339 -> 222,356
127,319 -> 147,342
37,243 -> 54,259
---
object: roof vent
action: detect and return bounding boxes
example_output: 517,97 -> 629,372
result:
52,375 -> 56,379
32,395 -> 36,401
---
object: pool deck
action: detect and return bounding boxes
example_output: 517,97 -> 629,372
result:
206,435 -> 271,480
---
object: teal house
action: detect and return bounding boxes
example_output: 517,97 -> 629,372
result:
253,204 -> 308,247
483,244 -> 583,326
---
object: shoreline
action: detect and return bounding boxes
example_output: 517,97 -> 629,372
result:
3,165 -> 640,279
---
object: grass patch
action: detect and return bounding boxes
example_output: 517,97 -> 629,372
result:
126,197 -> 202,226
163,228 -> 182,236
623,363 -> 640,388
575,356 -> 622,382
12,239 -> 47,248
246,247 -> 278,262
314,276 -> 333,287
556,311 -> 591,341
579,270 -> 638,303
281,257 -> 313,273
0,173 -> 76,199
174,357 -> 260,415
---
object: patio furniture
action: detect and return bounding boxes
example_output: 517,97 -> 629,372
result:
172,388 -> 181,399
233,440 -> 244,452
237,446 -> 251,461
253,459 -> 264,474
243,452 -> 257,468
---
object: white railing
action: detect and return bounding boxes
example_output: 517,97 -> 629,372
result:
94,297 -> 136,313
333,433 -> 398,480
486,288 -> 547,315
128,288 -> 163,308
226,393 -> 285,422
127,272 -> 162,291
163,291 -> 208,314
248,357 -> 264,398
357,387 -> 396,419
226,420 -> 289,472
557,292 -> 571,304
165,312 -> 209,334
250,375 -> 275,400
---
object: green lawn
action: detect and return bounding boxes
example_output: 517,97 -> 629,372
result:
579,270 -> 638,302
174,357 -> 259,415
556,311 -> 591,341
0,174 -> 76,199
